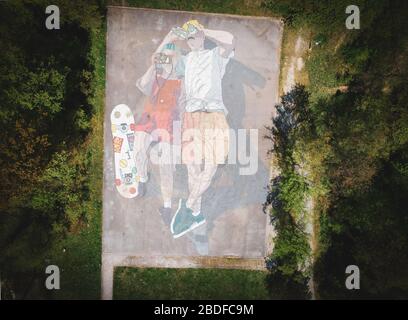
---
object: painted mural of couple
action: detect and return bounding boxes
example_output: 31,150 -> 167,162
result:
112,19 -> 235,238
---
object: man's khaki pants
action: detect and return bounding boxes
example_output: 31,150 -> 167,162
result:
182,111 -> 230,213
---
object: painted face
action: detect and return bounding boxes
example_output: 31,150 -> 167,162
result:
161,48 -> 179,68
187,30 -> 205,51
155,47 -> 180,76
162,48 -> 175,59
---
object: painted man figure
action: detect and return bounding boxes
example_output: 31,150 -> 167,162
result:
170,20 -> 235,238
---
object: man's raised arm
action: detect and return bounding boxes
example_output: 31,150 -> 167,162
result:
203,29 -> 235,58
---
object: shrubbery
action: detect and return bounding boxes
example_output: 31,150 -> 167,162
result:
263,0 -> 408,299
0,0 -> 104,299
264,85 -> 312,299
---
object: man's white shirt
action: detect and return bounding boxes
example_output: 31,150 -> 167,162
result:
183,47 -> 234,115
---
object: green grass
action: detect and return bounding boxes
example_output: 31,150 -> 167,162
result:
113,267 -> 270,300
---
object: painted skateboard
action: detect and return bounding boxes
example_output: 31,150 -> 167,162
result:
110,104 -> 139,198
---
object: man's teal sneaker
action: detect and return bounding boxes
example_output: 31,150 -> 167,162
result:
171,199 -> 206,238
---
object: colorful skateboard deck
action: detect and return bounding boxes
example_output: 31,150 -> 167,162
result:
110,104 -> 139,198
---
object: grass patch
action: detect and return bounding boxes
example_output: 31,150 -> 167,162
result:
278,26 -> 311,95
113,267 -> 270,300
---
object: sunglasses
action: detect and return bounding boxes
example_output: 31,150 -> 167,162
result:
171,24 -> 199,40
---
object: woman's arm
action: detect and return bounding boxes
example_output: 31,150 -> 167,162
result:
136,65 -> 155,96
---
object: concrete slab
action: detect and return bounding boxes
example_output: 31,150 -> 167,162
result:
102,6 -> 282,299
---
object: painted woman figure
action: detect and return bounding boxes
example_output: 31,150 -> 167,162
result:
134,31 -> 184,225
